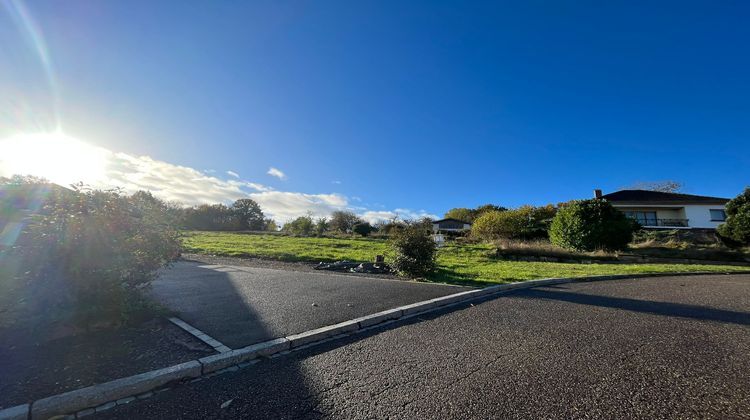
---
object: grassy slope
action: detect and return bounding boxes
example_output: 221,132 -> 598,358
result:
182,231 -> 748,285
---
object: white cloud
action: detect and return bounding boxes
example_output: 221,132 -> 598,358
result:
267,167 -> 287,180
0,134 -> 432,224
226,170 -> 239,178
332,180 -> 342,184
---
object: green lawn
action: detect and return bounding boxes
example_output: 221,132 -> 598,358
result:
182,231 -> 748,286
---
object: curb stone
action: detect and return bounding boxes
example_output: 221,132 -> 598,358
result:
30,361 -> 201,420
200,338 -> 290,374
15,270 -> 750,418
0,404 -> 29,420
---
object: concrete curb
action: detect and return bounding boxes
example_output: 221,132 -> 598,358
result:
7,270 -> 749,419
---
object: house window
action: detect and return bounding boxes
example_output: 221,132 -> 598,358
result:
710,209 -> 726,221
624,211 -> 658,226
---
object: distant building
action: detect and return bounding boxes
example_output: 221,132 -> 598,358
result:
432,218 -> 472,233
594,189 -> 729,230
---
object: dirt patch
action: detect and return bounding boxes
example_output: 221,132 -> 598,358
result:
182,253 -> 402,280
0,318 -> 214,409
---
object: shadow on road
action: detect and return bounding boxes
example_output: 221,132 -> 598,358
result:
517,288 -> 750,326
149,263 -> 322,418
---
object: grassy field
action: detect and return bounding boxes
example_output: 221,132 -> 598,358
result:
182,231 -> 748,285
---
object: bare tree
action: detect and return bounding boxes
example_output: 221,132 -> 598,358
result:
627,180 -> 683,193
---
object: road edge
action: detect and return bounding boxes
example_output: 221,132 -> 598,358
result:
3,270 -> 748,419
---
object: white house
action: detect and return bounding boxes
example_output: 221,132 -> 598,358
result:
432,218 -> 472,233
595,189 -> 729,229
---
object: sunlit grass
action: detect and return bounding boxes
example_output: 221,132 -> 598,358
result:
182,231 -> 748,286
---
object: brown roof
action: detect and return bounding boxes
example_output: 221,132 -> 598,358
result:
601,190 -> 729,205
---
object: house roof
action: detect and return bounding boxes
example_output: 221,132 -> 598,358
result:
601,190 -> 729,205
433,218 -> 472,225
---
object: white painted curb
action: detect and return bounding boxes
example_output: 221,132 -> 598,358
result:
7,270 -> 747,419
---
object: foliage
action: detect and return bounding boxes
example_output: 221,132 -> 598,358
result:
471,205 -> 557,240
264,218 -> 278,231
352,221 -> 375,237
388,222 -> 437,277
329,210 -> 361,233
181,203 -> 241,230
283,215 -> 314,236
444,204 -> 508,223
549,199 -> 635,251
315,217 -> 329,236
231,198 -> 265,230
718,187 -> 750,245
24,186 -> 180,328
444,208 -> 475,223
183,231 -> 747,285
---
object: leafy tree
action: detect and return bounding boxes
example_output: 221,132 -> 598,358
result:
389,221 -> 436,277
444,208 -> 475,223
315,217 -> 329,236
352,222 -> 375,237
471,205 -> 557,240
718,187 -> 750,245
231,198 -> 265,230
549,199 -> 635,251
182,204 -> 240,230
474,204 -> 508,216
264,218 -> 279,231
283,215 -> 314,236
329,210 -> 361,233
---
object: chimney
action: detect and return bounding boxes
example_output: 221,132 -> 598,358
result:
594,189 -> 602,199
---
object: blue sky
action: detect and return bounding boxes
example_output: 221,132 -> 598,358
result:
1,1 -> 749,221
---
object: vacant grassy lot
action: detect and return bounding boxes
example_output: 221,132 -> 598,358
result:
182,231 -> 748,285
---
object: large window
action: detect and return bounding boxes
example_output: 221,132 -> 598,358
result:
709,209 -> 726,221
623,211 -> 657,226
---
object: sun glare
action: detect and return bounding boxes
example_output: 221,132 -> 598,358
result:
0,132 -> 108,186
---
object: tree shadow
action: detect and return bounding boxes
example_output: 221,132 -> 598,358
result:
514,287 -> 750,326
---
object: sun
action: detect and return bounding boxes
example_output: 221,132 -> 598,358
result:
0,132 -> 108,186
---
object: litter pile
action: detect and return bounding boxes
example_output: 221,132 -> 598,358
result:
314,260 -> 392,274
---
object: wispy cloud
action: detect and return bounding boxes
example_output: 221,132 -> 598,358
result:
0,137 -> 433,223
226,170 -> 239,178
267,167 -> 287,180
331,180 -> 342,185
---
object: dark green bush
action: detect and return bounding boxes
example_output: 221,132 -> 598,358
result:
352,222 -> 375,237
718,187 -> 750,245
389,222 -> 436,277
549,199 -> 635,251
25,187 -> 180,328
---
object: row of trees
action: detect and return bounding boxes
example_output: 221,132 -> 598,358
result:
180,199 -> 276,231
282,210 -> 377,237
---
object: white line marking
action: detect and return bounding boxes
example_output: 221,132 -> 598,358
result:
168,317 -> 231,353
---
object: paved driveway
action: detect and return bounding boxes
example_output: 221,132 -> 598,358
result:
150,261 -> 469,348
106,274 -> 749,419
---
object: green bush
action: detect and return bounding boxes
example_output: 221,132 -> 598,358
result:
549,199 -> 635,251
24,187 -> 180,329
282,215 -> 314,236
718,187 -> 750,245
471,205 -> 557,240
352,222 -> 375,237
389,222 -> 436,277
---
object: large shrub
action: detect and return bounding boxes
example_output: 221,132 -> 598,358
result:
282,215 -> 314,236
329,210 -> 361,233
549,199 -> 635,251
389,221 -> 436,277
718,187 -> 750,245
471,205 -> 557,240
25,187 -> 180,328
352,222 -> 375,237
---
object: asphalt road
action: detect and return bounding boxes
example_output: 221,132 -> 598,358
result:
102,274 -> 750,419
150,261 -> 468,348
